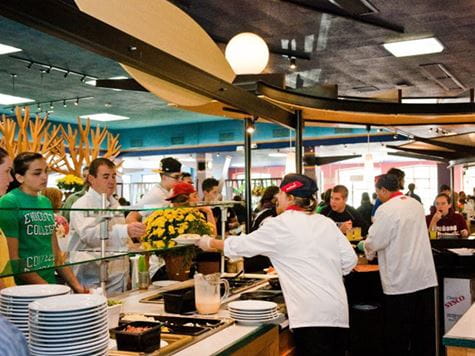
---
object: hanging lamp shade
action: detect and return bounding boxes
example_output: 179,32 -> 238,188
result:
225,33 -> 269,75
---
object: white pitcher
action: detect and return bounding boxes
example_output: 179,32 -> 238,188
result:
194,273 -> 230,314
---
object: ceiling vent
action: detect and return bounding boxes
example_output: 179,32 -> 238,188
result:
328,0 -> 378,15
419,63 -> 466,91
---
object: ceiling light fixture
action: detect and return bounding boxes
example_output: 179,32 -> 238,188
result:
74,98 -> 79,106
0,93 -> 34,105
289,57 -> 297,70
9,55 -> 97,82
49,102 -> 54,110
225,32 -> 270,74
63,100 -> 67,108
0,43 -> 22,55
80,113 -> 130,122
383,37 -> 444,57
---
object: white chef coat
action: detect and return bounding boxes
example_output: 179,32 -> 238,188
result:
364,194 -> 438,295
136,184 -> 170,218
224,210 -> 357,329
68,189 -> 130,293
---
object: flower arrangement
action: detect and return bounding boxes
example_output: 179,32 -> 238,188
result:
252,185 -> 265,196
142,208 -> 214,250
56,174 -> 84,192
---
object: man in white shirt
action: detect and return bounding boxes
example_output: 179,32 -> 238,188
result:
126,157 -> 181,223
362,174 -> 438,356
197,174 -> 357,356
69,158 -> 146,293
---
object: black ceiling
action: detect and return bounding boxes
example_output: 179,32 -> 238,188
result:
1,0 -> 475,130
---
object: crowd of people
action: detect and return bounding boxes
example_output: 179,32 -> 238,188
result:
0,151 -> 473,355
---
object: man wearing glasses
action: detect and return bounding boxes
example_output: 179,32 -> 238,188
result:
126,157 -> 182,223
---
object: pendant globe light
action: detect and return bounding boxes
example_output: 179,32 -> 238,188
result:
225,32 -> 270,74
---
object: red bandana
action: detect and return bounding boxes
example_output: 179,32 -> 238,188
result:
286,205 -> 304,211
389,191 -> 403,200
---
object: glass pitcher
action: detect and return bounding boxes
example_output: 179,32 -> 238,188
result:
194,273 -> 230,314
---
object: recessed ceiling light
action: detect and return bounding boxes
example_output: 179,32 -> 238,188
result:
383,37 -> 444,57
0,43 -> 22,55
0,93 -> 34,105
80,113 -> 130,122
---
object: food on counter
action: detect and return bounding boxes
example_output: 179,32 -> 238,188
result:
121,313 -> 155,322
123,325 -> 152,334
178,233 -> 201,239
107,299 -> 123,307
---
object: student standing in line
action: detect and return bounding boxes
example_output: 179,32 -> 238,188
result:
0,152 -> 86,292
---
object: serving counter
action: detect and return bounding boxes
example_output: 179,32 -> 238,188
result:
112,275 -> 289,355
444,302 -> 475,356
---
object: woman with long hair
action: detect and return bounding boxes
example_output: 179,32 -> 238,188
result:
0,152 -> 86,292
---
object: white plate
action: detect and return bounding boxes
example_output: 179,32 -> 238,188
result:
228,300 -> 278,311
152,280 -> 179,288
29,294 -> 106,312
1,285 -> 71,298
173,235 -> 200,245
29,335 -> 109,353
234,314 -> 281,326
29,343 -> 108,356
30,310 -> 107,322
30,305 -> 106,317
30,328 -> 107,345
230,312 -> 279,320
30,322 -> 107,338
30,314 -> 106,326
30,329 -> 108,348
228,307 -> 278,314
30,318 -> 107,331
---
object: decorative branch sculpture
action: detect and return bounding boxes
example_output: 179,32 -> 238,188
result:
0,107 -> 121,177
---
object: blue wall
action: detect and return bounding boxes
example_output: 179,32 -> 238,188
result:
111,119 -> 400,156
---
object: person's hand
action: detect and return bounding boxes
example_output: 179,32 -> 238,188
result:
340,220 -> 353,234
461,229 -> 469,238
127,222 -> 147,239
432,210 -> 443,224
196,235 -> 216,252
74,285 -> 90,294
357,240 -> 365,253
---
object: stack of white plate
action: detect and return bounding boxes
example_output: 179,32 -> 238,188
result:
0,284 -> 71,339
28,294 -> 109,356
228,300 -> 280,325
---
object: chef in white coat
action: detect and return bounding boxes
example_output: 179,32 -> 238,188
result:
361,173 -> 438,356
197,174 -> 357,356
68,158 -> 146,293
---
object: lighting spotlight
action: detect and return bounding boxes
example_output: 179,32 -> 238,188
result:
289,57 -> 297,70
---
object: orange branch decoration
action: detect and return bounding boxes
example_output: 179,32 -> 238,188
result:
0,106 -> 121,177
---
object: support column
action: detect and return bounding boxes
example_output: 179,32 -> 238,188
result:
196,153 -> 206,197
244,118 -> 253,234
303,145 -> 317,180
295,110 -> 303,174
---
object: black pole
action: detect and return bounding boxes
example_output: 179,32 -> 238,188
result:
244,118 -> 253,233
295,110 -> 303,174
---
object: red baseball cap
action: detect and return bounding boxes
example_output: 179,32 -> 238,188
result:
166,182 -> 196,200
